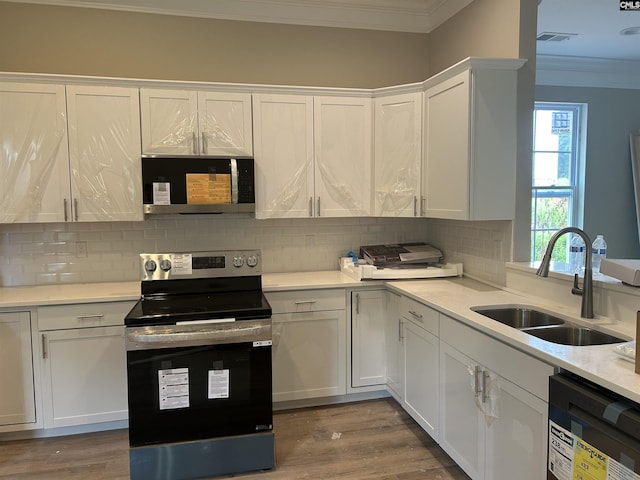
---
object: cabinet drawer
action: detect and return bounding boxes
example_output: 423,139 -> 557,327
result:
266,289 -> 344,314
401,296 -> 439,335
38,301 -> 135,331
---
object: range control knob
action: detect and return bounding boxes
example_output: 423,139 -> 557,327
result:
247,255 -> 259,268
159,259 -> 172,272
232,256 -> 245,268
144,259 -> 157,272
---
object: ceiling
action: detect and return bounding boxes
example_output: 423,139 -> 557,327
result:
537,0 -> 640,62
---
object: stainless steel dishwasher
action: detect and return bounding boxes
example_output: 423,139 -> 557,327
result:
548,372 -> 640,480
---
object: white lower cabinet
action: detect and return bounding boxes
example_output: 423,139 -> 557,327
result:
268,289 -> 346,403
400,296 -> 439,440
384,291 -> 403,400
350,288 -> 386,389
404,316 -> 439,439
38,301 -> 133,429
439,315 -> 552,480
0,311 -> 36,429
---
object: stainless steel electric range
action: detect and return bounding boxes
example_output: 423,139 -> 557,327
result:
124,250 -> 274,480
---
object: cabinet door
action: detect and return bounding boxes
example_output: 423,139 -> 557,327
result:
422,70 -> 470,220
0,312 -> 35,427
66,85 -> 143,222
41,326 -> 128,428
272,310 -> 346,402
351,289 -> 386,388
374,92 -> 422,217
404,319 -> 438,440
253,94 -> 314,219
313,96 -> 372,217
140,88 -> 198,155
198,91 -> 253,156
439,340 -> 484,480
0,83 -> 70,223
384,291 -> 403,400
484,376 -> 548,480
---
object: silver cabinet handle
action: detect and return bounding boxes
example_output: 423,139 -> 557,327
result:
413,196 -> 417,217
317,197 -> 321,217
474,365 -> 482,397
192,132 -> 197,154
202,131 -> 207,154
420,196 -> 426,216
294,300 -> 317,305
42,334 -> 47,359
398,318 -> 403,340
77,314 -> 104,321
408,310 -> 423,322
482,370 -> 490,404
74,198 -> 79,222
355,293 -> 360,314
63,198 -> 69,222
309,197 -> 313,217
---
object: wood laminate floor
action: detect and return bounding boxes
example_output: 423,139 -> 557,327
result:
0,398 -> 469,480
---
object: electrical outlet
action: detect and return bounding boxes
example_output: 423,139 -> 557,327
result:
76,241 -> 88,258
305,235 -> 315,248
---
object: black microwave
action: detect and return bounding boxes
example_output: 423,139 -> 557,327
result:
142,157 -> 255,214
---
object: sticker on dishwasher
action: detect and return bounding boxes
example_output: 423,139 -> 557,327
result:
548,420 -> 640,480
158,368 -> 189,410
253,340 -> 272,347
208,369 -> 230,399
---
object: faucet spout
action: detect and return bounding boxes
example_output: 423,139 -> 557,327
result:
536,227 -> 594,318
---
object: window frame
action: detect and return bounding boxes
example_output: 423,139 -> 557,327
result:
531,102 -> 586,262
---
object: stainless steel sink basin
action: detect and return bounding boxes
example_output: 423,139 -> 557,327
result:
471,305 -> 627,346
471,306 -> 565,328
524,326 -> 626,346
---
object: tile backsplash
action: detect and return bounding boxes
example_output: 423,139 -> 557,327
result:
0,216 -> 511,287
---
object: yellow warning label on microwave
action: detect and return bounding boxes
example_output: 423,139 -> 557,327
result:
186,174 -> 231,204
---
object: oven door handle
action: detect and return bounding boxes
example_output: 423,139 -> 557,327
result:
126,320 -> 272,350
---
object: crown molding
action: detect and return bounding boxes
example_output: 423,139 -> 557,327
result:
5,0 -> 474,33
536,55 -> 640,90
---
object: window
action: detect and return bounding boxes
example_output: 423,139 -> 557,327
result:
531,102 -> 586,262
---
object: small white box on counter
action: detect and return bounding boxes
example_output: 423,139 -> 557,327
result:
600,259 -> 640,286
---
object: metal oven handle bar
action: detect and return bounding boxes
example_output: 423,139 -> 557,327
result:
126,319 -> 272,351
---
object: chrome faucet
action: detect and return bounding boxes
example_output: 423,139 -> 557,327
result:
536,227 -> 594,319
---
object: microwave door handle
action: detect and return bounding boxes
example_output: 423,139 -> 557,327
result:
230,158 -> 239,204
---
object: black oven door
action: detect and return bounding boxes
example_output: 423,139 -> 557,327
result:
126,321 -> 272,447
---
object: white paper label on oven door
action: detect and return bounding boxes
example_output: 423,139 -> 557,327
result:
158,368 -> 189,410
208,369 -> 230,399
152,182 -> 171,205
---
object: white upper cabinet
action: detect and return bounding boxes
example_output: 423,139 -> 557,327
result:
66,85 -> 143,222
140,88 -> 253,157
421,59 -> 524,220
253,94 -> 314,219
0,83 -> 142,223
0,83 -> 70,223
373,91 -> 422,217
253,93 -> 372,219
313,96 -> 372,217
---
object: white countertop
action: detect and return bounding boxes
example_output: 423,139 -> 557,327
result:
385,276 -> 640,404
0,281 -> 141,307
1,271 -> 639,404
